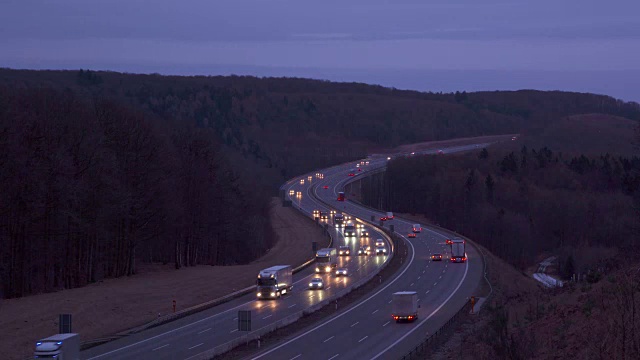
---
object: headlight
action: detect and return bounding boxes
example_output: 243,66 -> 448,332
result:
257,293 -> 261,297
270,292 -> 275,297
309,283 -> 313,286
325,266 -> 330,272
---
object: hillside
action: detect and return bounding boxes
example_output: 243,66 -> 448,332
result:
2,69 -> 640,187
2,68 -> 640,300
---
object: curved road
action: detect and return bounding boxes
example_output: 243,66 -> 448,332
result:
250,144 -> 488,360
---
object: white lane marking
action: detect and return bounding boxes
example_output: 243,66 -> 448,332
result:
188,343 -> 203,350
358,336 -> 368,343
410,282 -> 414,286
418,276 -> 421,280
351,321 -> 359,327
152,344 -> 169,351
326,286 -> 331,290
251,218 -> 416,360
263,315 -> 272,320
388,300 -> 392,304
288,304 -> 297,308
323,336 -> 335,343
290,355 -> 302,360
383,321 -> 390,327
230,329 -> 238,333
426,290 -> 430,294
233,317 -> 238,320
372,309 -> 379,314
197,328 -> 211,334
371,247 -> 470,360
439,275 -> 442,279
328,354 -> 339,360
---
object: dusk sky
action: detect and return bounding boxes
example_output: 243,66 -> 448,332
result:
2,0 -> 639,101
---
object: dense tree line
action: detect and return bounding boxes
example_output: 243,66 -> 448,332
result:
0,87 -> 274,298
2,69 -> 639,188
360,147 -> 640,271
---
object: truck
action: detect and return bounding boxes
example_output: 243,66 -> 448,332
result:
344,222 -> 356,237
337,192 -> 345,201
34,333 -> 80,360
333,213 -> 344,227
391,291 -> 418,322
412,223 -> 422,233
315,248 -> 337,273
256,265 -> 293,299
450,239 -> 467,263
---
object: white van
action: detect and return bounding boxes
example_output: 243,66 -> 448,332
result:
412,224 -> 422,233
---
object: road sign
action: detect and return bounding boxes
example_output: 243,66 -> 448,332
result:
59,314 -> 72,333
238,310 -> 251,331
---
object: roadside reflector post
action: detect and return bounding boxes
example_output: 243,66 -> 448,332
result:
470,296 -> 476,314
173,299 -> 176,313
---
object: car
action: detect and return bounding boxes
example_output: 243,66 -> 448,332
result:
313,210 -> 320,218
323,185 -> 329,189
375,246 -> 387,255
300,179 -> 305,184
445,239 -> 453,245
380,216 -> 388,221
358,246 -> 370,256
338,246 -> 350,256
289,189 -> 295,196
408,233 -> 416,238
361,230 -> 370,237
431,253 -> 443,261
309,277 -> 324,289
348,173 -> 355,176
320,212 -> 328,220
365,161 -> 370,165
375,239 -> 385,247
335,268 -> 348,276
411,152 -> 415,155
512,136 -> 517,141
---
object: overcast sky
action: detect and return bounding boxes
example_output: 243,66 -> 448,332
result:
2,0 -> 639,100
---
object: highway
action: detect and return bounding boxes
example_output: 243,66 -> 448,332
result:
81,142 -> 492,360
251,144 -> 487,360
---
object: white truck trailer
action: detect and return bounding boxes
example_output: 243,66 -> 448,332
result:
315,248 -> 337,273
34,333 -> 80,359
392,291 -> 418,322
450,239 -> 467,263
256,265 -> 293,299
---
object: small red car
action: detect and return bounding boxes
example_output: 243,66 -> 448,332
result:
348,173 -> 355,176
408,233 -> 416,238
323,185 -> 329,189
380,216 -> 388,221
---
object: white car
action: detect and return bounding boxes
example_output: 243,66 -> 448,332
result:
375,238 -> 385,247
335,268 -> 348,276
309,277 -> 324,289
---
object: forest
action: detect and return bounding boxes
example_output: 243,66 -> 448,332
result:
2,68 -> 640,299
359,146 -> 640,274
0,87 -> 274,298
